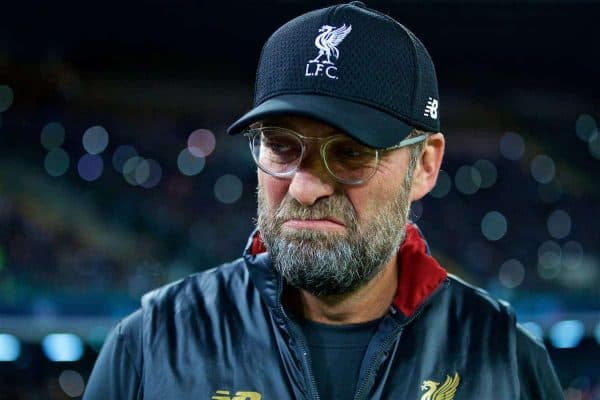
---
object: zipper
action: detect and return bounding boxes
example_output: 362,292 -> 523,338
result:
274,277 -> 321,400
353,325 -> 404,400
352,279 -> 450,400
286,315 -> 321,400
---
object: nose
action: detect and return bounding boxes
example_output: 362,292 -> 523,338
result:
287,157 -> 336,207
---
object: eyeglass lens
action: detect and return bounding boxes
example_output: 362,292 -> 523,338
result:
249,128 -> 378,183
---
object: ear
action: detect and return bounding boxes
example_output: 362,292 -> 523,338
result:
409,133 -> 445,202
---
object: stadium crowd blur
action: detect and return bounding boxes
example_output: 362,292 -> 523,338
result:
1,1 -> 599,399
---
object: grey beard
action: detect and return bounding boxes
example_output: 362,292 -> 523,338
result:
257,182 -> 412,296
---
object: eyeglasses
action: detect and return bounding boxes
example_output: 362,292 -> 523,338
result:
244,126 -> 427,185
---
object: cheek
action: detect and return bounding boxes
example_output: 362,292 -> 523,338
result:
343,187 -> 374,222
258,171 -> 290,208
344,172 -> 404,221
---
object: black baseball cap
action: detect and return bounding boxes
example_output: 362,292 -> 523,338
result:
227,1 -> 440,149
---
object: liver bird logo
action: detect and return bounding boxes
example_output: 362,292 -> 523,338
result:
419,372 -> 460,400
309,24 -> 352,65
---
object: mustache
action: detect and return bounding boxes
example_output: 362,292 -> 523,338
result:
273,194 -> 358,227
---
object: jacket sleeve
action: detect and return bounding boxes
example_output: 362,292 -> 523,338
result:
83,309 -> 143,400
516,323 -> 564,400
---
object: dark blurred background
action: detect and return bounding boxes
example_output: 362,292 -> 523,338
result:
0,0 -> 598,399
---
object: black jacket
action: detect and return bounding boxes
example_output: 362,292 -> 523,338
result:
84,224 -> 564,400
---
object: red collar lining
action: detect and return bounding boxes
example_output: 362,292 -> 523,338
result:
394,224 -> 447,317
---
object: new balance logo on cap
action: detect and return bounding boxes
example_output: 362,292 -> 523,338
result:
424,97 -> 439,120
305,24 -> 352,80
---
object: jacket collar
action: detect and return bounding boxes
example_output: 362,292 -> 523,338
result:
243,222 -> 447,319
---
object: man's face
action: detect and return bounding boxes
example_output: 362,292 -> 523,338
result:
256,116 -> 416,296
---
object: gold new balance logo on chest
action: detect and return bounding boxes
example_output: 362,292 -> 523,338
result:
211,390 -> 262,400
420,372 -> 460,400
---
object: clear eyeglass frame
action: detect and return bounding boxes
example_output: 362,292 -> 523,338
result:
243,126 -> 428,185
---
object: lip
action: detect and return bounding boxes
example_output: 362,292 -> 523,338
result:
282,218 -> 346,230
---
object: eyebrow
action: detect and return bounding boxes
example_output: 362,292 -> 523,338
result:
253,119 -> 342,136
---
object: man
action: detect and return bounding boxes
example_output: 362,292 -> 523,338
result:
84,2 -> 564,399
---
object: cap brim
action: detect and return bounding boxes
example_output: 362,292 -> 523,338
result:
227,94 -> 414,148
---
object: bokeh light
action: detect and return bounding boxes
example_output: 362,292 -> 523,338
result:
82,126 -> 109,154
530,154 -> 555,184
547,209 -> 571,239
499,132 -> 525,160
454,165 -> 481,195
429,170 -> 451,198
0,85 -> 14,112
0,334 -> 21,361
138,159 -> 163,189
44,148 -> 70,177
188,129 -> 216,157
549,320 -> 584,349
59,370 -> 85,397
473,159 -> 497,189
498,259 -> 525,289
77,154 -> 104,182
134,159 -> 150,185
40,122 -> 66,150
520,322 -> 543,340
42,334 -> 84,362
538,240 -> 561,279
112,145 -> 138,173
144,160 -> 163,189
558,254 -> 599,291
481,211 -> 507,241
123,156 -> 144,185
214,174 -> 243,204
177,149 -> 205,176
575,114 -> 598,143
